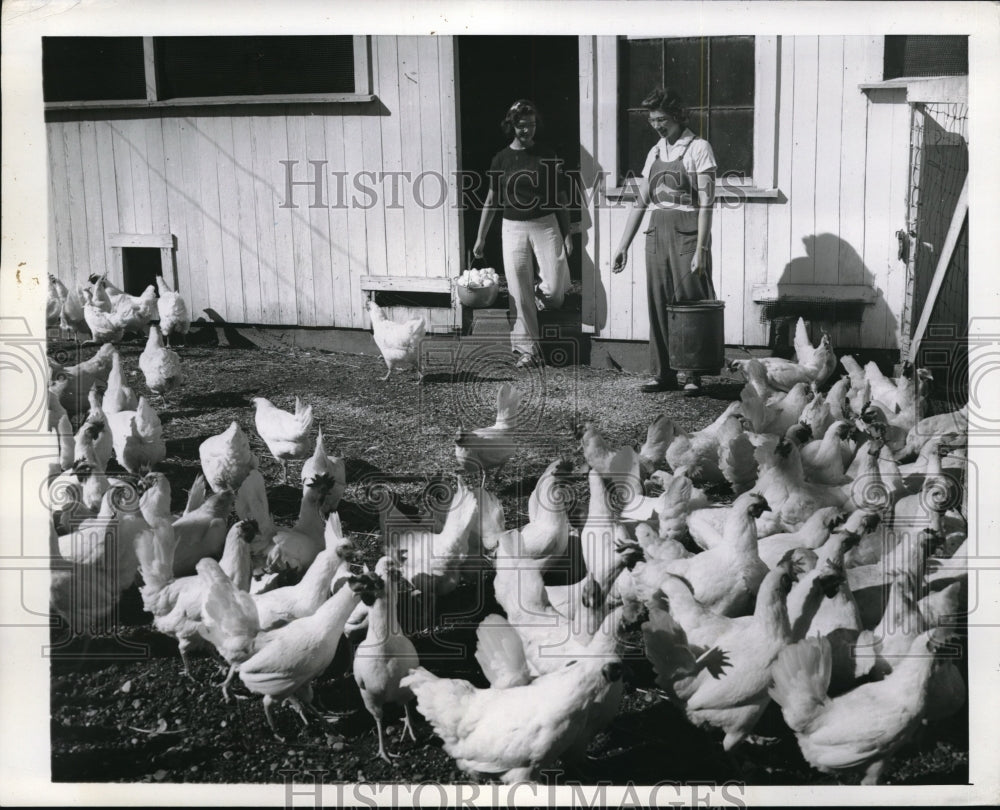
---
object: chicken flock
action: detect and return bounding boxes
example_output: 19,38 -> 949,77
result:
46,276 -> 969,786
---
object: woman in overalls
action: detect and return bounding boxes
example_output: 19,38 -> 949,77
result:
613,88 -> 716,395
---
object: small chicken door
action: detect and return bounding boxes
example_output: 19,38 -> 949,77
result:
108,232 -> 177,296
122,248 -> 161,296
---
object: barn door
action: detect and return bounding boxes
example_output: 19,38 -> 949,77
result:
898,100 -> 968,398
898,101 -> 969,360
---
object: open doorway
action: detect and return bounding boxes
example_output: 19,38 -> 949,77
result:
457,36 -> 580,280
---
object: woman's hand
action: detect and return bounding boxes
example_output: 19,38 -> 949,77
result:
612,249 -> 628,274
563,234 -> 574,258
690,247 -> 709,277
472,237 -> 486,259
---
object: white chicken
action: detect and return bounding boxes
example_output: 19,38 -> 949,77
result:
155,273 -> 191,346
792,317 -> 836,380
799,420 -> 854,485
103,349 -> 138,415
757,506 -> 847,569
50,459 -> 110,532
899,404 -> 968,462
204,513 -> 358,700
663,491 -> 770,617
299,428 -> 346,514
73,385 -> 114,473
236,571 -> 375,739
645,559 -> 797,749
110,284 -> 158,336
81,287 -> 124,345
135,517 -> 257,677
769,629 -> 957,784
170,477 -> 236,578
199,421 -> 259,493
367,298 -> 426,381
353,555 -> 422,763
106,396 -> 166,475
402,625 -> 625,783
499,459 -> 574,561
51,483 -> 146,632
48,275 -> 70,332
59,285 -> 92,342
252,396 -> 314,484
50,343 -> 115,416
466,481 -> 506,560
390,477 -> 478,596
139,325 -> 183,406
752,435 -> 846,529
660,402 -> 744,485
264,472 -> 339,577
798,384 -> 834,440
735,328 -> 836,392
253,513 -> 358,630
454,383 -> 523,476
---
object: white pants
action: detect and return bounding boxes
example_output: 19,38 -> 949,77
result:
501,214 -> 570,355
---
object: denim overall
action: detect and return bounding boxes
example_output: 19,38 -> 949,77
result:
644,140 -> 715,382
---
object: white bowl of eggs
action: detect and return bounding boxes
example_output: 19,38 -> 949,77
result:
455,266 -> 500,308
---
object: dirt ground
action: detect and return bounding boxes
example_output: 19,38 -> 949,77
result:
47,333 -> 968,787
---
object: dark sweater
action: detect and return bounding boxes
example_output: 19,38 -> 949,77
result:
487,144 -> 565,221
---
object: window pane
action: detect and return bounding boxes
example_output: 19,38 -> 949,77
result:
43,37 -> 146,102
708,109 -> 754,180
623,109 -> 656,179
883,35 -> 968,80
710,37 -> 755,106
155,36 -> 355,99
687,108 -> 709,142
622,39 -> 663,108
663,38 -> 705,109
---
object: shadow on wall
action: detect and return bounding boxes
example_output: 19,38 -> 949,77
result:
577,146 -> 607,334
767,233 -> 898,360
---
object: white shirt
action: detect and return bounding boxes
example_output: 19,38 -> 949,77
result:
641,129 -> 718,179
640,129 -> 717,212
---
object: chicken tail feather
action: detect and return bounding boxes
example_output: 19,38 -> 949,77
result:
475,614 -> 532,688
494,383 -> 522,429
768,636 -> 832,732
186,474 -> 208,513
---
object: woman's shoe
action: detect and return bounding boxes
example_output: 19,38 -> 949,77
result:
683,374 -> 702,396
515,353 -> 541,369
640,377 -> 678,393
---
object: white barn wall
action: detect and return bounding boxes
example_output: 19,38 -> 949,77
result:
46,36 -> 462,332
581,34 -> 909,351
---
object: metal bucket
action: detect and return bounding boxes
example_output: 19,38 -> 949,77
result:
666,299 -> 725,375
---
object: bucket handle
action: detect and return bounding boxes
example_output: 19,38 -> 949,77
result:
466,251 -> 488,272
673,267 -> 718,304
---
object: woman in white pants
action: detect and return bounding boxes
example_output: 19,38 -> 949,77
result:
473,99 -> 572,368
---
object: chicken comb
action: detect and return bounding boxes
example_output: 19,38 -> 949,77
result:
238,519 -> 260,540
306,472 -> 336,492
348,571 -> 386,606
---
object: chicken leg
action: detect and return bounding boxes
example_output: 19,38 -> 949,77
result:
399,701 -> 418,743
262,695 -> 286,741
374,716 -> 399,764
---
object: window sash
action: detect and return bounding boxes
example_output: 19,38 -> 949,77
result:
606,35 -> 779,198
44,35 -> 373,110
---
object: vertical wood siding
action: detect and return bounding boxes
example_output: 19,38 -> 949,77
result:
582,35 -> 912,351
46,36 -> 461,331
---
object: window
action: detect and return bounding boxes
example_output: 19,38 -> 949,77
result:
619,36 -> 755,184
155,36 -> 357,99
883,36 -> 968,80
42,37 -> 146,103
42,35 -> 371,108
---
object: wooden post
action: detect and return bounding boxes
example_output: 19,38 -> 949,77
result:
907,175 -> 968,365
